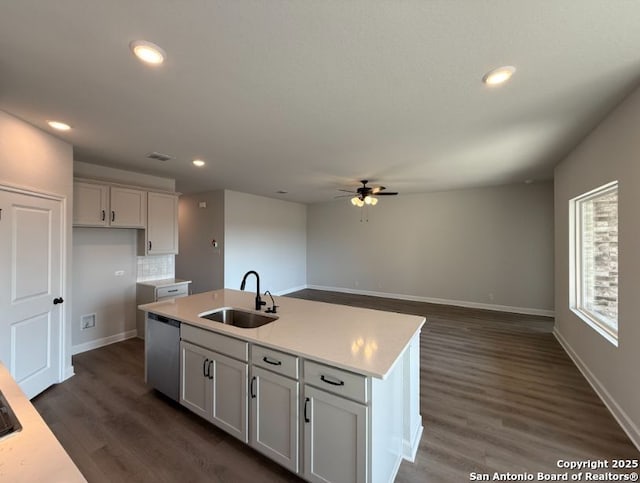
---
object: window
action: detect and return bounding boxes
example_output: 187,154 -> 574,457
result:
570,181 -> 619,346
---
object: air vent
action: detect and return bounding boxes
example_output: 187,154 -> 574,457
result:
146,151 -> 174,162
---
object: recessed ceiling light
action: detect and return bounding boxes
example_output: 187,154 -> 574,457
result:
192,159 -> 205,167
482,66 -> 516,86
47,120 -> 71,131
130,40 -> 166,65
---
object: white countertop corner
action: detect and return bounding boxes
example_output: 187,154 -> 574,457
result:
0,365 -> 86,482
136,278 -> 192,288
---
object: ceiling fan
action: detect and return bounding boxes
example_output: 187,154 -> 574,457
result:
336,179 -> 399,207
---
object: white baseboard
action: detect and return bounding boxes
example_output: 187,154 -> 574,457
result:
275,285 -> 309,296
403,422 -> 423,463
306,285 -> 555,317
554,328 -> 640,451
62,365 -> 75,382
72,329 -> 138,356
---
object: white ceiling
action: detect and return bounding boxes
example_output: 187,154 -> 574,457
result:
1,1 -> 640,203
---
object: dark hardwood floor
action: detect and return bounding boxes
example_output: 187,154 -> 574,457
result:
33,289 -> 639,482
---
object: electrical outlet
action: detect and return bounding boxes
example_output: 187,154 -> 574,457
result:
81,314 -> 96,330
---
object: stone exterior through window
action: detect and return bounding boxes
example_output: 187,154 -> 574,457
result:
570,181 -> 619,345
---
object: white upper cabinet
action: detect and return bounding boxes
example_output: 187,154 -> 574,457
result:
74,179 -> 180,255
73,181 -> 146,228
109,186 -> 146,228
146,192 -> 179,255
73,182 -> 108,226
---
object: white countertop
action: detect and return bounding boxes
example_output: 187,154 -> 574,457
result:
139,289 -> 425,378
0,365 -> 85,482
136,278 -> 191,288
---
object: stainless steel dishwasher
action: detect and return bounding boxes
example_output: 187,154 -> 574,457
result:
145,312 -> 180,402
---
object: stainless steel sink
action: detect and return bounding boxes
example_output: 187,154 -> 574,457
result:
199,308 -> 278,328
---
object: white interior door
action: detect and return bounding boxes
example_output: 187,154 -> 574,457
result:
0,189 -> 63,399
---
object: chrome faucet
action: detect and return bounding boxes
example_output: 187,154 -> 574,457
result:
240,270 -> 266,311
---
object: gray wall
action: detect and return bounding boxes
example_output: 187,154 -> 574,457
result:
307,182 -> 554,314
176,190 -> 225,293
555,85 -> 640,448
0,110 -> 74,377
224,190 -> 307,294
72,228 -> 138,351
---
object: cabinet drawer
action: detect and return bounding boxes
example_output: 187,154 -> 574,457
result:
303,360 -> 368,404
181,324 -> 248,362
157,284 -> 189,300
251,345 -> 299,379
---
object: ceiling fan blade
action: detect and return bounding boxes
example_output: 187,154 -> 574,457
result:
337,189 -> 357,193
372,186 -> 386,193
376,192 -> 398,196
334,194 -> 355,198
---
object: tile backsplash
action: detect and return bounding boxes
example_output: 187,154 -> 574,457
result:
137,255 -> 175,282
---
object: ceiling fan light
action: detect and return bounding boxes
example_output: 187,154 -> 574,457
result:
370,197 -> 378,206
351,196 -> 360,206
356,198 -> 364,208
364,195 -> 373,205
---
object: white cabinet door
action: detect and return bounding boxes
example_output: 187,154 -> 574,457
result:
73,182 -> 108,226
0,189 -> 63,399
180,341 -> 211,420
250,366 -> 299,472
303,385 -> 368,483
146,192 -> 178,254
211,351 -> 248,442
109,186 -> 146,228
180,341 -> 248,443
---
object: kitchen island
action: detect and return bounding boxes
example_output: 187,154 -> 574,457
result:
140,289 -> 425,483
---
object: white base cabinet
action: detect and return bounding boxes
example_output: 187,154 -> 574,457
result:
172,322 -> 423,483
180,341 -> 210,420
250,366 -> 299,473
303,385 -> 367,483
136,280 -> 191,339
180,340 -> 248,442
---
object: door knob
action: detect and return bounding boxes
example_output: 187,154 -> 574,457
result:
53,297 -> 64,305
